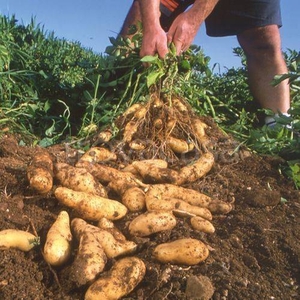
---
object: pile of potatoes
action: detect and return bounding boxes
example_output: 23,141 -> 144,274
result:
0,95 -> 233,299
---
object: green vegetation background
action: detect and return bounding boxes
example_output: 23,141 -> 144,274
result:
0,16 -> 299,188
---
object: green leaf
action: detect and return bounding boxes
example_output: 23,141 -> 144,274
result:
146,70 -> 163,88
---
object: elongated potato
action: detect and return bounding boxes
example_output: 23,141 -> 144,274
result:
43,211 -> 72,266
54,163 -> 107,197
0,229 -> 38,252
108,178 -> 141,196
68,218 -> 107,286
97,218 -> 126,242
190,216 -> 215,234
146,184 -> 212,208
192,118 -> 208,140
172,98 -> 189,113
167,136 -> 194,154
122,187 -> 146,212
85,257 -> 146,300
129,211 -> 177,237
146,197 -> 212,221
153,238 -> 209,265
123,120 -> 138,143
123,103 -> 143,117
177,152 -> 215,185
78,147 -> 117,164
54,187 -> 127,221
27,150 -> 54,194
76,161 -> 138,185
208,200 -> 233,214
132,159 -> 168,170
72,218 -> 137,258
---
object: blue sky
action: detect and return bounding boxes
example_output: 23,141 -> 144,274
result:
1,0 -> 299,70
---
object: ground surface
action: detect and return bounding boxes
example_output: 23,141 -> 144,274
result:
0,118 -> 299,300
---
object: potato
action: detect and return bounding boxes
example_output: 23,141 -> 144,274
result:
129,211 -> 177,237
96,128 -> 112,143
146,197 -> 212,220
167,136 -> 194,154
85,257 -> 146,300
76,161 -> 138,185
129,140 -> 146,150
68,218 -> 107,286
78,147 -> 117,164
146,184 -> 212,208
43,211 -> 72,266
190,216 -> 215,234
208,200 -> 233,214
97,218 -> 126,242
122,187 -> 146,212
132,159 -> 168,170
107,178 -> 141,196
72,218 -> 137,259
54,163 -> 107,197
192,118 -> 208,140
123,120 -> 138,143
0,229 -> 38,252
177,152 -> 215,185
27,150 -> 54,194
133,105 -> 147,120
123,103 -> 143,117
172,98 -> 189,113
54,187 -> 128,221
153,238 -> 209,265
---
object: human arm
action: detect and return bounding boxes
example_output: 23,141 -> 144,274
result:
168,0 -> 219,55
138,0 -> 169,58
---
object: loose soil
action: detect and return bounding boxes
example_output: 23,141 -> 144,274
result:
0,116 -> 299,300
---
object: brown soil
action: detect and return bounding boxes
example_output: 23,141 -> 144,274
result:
0,115 -> 299,300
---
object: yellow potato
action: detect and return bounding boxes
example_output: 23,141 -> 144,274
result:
27,151 -> 54,194
167,136 -> 194,154
43,211 -> 72,266
129,211 -> 177,237
123,120 -> 138,143
0,229 -> 38,252
177,152 -> 215,185
54,187 -> 127,221
208,200 -> 233,214
121,187 -> 146,212
85,257 -> 146,300
54,163 -> 107,197
69,218 -> 107,286
78,147 -> 117,164
190,216 -> 215,234
153,238 -> 209,265
97,218 -> 126,242
146,184 -> 212,208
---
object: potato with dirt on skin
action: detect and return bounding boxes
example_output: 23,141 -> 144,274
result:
77,147 -> 117,164
153,238 -> 209,265
85,256 -> 146,300
121,187 -> 146,212
72,218 -> 137,259
54,187 -> 127,221
176,151 -> 215,185
54,163 -> 107,197
27,150 -> 54,194
190,216 -> 215,234
129,211 -> 177,237
167,136 -> 194,154
43,211 -> 72,266
68,218 -> 107,286
0,229 -> 39,252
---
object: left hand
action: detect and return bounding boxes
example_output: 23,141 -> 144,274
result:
167,12 -> 202,55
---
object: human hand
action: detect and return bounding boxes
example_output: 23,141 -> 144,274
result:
167,12 -> 201,55
140,26 -> 169,58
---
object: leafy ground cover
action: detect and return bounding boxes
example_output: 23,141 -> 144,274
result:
0,16 -> 300,300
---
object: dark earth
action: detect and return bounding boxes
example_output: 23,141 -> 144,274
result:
0,115 -> 299,300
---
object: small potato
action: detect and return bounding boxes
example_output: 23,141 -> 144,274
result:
123,103 -> 143,117
27,151 -> 54,194
54,187 -> 128,221
54,163 -> 107,197
107,178 -> 141,196
97,218 -> 126,242
153,238 -> 209,265
129,211 -> 177,237
172,98 -> 189,113
190,216 -> 215,234
43,211 -> 72,266
123,120 -> 138,143
78,147 -> 117,164
122,187 -> 146,212
68,219 -> 107,286
129,140 -> 146,150
85,257 -> 146,300
177,152 -> 215,185
0,229 -> 38,252
167,136 -> 194,154
208,200 -> 233,214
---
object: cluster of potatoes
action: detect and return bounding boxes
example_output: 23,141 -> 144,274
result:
0,99 -> 233,299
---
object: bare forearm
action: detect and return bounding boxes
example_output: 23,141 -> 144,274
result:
138,0 -> 161,30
